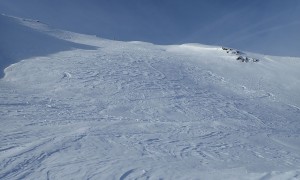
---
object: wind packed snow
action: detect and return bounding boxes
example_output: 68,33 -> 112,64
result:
1,15 -> 300,179
1,0 -> 300,56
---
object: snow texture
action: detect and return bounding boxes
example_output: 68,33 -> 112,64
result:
1,15 -> 300,180
0,0 -> 300,56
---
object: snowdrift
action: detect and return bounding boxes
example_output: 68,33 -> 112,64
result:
0,14 -> 95,78
1,16 -> 300,179
0,0 -> 300,56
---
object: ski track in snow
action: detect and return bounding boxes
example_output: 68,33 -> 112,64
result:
1,19 -> 300,179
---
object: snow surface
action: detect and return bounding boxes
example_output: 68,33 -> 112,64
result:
1,15 -> 300,179
1,0 -> 300,56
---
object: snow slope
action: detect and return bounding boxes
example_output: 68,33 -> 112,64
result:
0,0 -> 300,56
1,16 -> 300,179
0,14 -> 95,78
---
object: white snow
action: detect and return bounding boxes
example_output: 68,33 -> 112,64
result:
1,0 -> 300,56
1,15 -> 300,180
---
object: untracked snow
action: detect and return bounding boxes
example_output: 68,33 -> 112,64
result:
0,15 -> 300,180
1,0 -> 300,56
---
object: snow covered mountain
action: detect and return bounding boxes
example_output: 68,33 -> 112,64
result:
1,0 -> 300,56
1,14 -> 300,179
0,14 -> 94,78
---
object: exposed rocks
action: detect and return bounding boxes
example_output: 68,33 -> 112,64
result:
222,47 -> 243,55
222,47 -> 259,63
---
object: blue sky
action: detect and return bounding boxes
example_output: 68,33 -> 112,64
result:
1,0 -> 300,56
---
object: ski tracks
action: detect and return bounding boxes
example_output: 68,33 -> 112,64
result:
1,40 -> 300,179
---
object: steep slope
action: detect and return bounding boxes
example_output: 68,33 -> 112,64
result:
0,17 -> 300,179
0,14 -> 95,78
0,0 -> 300,56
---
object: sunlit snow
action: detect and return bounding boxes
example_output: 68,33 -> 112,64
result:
0,13 -> 300,180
